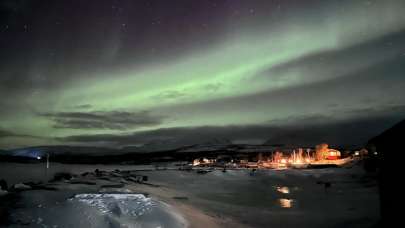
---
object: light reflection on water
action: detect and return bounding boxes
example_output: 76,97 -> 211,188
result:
276,186 -> 294,208
276,186 -> 290,194
279,198 -> 294,208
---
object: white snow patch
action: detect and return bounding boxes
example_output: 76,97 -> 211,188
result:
72,194 -> 153,217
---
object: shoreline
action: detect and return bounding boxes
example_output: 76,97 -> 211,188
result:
0,168 -> 244,228
127,179 -> 246,228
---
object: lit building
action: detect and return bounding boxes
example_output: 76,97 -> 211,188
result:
326,149 -> 341,160
315,143 -> 341,160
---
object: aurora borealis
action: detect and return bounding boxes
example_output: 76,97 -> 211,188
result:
1,0 -> 405,149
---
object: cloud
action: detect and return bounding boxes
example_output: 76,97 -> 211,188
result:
0,128 -> 17,138
204,83 -> 223,92
154,48 -> 405,125
151,90 -> 188,100
58,105 -> 405,149
41,110 -> 166,130
58,124 -> 276,147
254,29 -> 405,88
0,128 -> 46,140
72,104 -> 93,110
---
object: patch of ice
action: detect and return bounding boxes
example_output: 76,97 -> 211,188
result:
72,194 -> 153,217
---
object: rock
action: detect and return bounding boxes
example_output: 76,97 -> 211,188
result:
197,169 -> 209,174
173,196 -> 188,200
13,183 -> 32,191
81,172 -> 91,177
100,183 -> 125,188
111,172 -> 123,177
0,189 -> 8,196
126,176 -> 140,182
95,169 -> 102,177
119,179 -> 129,184
0,179 -> 8,190
324,182 -> 332,192
99,177 -> 111,181
69,180 -> 97,185
26,182 -> 58,191
52,172 -> 74,182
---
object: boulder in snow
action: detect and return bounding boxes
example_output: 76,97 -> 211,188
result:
13,183 -> 32,191
0,189 -> 8,196
0,179 -> 7,190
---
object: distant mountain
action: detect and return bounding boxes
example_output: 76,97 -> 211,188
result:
4,146 -> 120,158
121,140 -> 185,153
121,138 -> 232,153
263,115 -> 404,149
175,144 -> 228,153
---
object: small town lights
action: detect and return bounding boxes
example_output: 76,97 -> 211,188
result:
190,144 -> 353,170
36,156 -> 41,160
192,159 -> 200,166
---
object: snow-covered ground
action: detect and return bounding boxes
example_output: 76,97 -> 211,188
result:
8,191 -> 187,228
0,162 -> 380,227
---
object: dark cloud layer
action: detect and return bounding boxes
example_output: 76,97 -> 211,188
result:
59,105 -> 405,148
0,128 -> 17,138
41,111 -> 165,130
256,29 -> 405,85
0,127 -> 46,140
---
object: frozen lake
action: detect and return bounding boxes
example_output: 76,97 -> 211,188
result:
0,162 -> 380,227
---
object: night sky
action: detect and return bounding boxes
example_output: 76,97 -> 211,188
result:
1,0 -> 405,149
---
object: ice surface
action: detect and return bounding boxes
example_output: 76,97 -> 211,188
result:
9,191 -> 187,228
